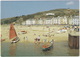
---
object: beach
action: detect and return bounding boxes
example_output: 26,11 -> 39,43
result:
1,25 -> 79,56
1,25 -> 68,42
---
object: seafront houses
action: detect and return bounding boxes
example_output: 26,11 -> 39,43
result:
22,19 -> 36,25
22,16 -> 79,25
72,16 -> 79,25
38,19 -> 43,25
52,16 -> 67,25
52,17 -> 58,25
69,16 -> 79,25
69,16 -> 73,25
62,16 -> 67,24
45,18 -> 53,25
25,20 -> 31,25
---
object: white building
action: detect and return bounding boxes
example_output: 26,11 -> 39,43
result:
63,16 -> 67,24
52,17 -> 58,24
45,19 -> 52,25
57,17 -> 61,24
69,16 -> 79,25
72,16 -> 79,25
38,19 -> 43,25
31,19 -> 36,25
22,19 -> 36,25
46,13 -> 55,15
22,16 -> 79,25
52,16 -> 67,25
26,20 -> 32,25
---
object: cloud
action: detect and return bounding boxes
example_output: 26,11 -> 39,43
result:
66,1 -> 74,5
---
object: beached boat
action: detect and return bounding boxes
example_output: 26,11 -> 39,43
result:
42,40 -> 54,51
9,24 -> 20,44
21,31 -> 27,34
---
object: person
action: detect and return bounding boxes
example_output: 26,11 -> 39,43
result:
50,39 -> 54,44
37,35 -> 41,42
23,37 -> 25,41
18,32 -> 20,35
75,26 -> 79,32
26,36 -> 28,40
34,38 -> 37,44
50,39 -> 54,48
34,35 -> 41,44
74,26 -> 79,32
34,33 -> 36,35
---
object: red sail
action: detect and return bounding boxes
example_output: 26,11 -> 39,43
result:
9,24 -> 17,39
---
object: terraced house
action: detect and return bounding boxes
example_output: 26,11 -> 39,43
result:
22,16 -> 79,25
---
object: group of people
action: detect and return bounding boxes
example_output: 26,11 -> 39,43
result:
74,26 -> 79,32
69,26 -> 79,32
23,34 -> 50,44
23,36 -> 28,41
34,35 -> 54,44
23,35 -> 41,43
34,35 -> 41,44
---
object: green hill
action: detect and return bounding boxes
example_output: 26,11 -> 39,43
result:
1,9 -> 79,24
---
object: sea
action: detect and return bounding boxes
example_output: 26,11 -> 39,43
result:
1,41 -> 79,57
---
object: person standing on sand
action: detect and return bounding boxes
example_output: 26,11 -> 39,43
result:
37,35 -> 41,42
34,35 -> 41,44
24,37 -> 25,40
26,36 -> 28,40
34,38 -> 37,44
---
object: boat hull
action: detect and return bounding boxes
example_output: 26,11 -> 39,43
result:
42,44 -> 53,51
11,37 -> 20,44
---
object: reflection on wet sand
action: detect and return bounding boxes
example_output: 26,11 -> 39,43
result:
9,43 -> 17,56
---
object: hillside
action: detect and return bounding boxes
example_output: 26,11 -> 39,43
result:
1,9 -> 79,24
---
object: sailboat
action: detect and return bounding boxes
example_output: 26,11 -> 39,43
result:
9,24 -> 20,44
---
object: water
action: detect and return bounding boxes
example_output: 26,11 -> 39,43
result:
1,41 -> 79,56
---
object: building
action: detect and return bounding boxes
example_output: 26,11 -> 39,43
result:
45,19 -> 53,25
69,16 -> 79,25
38,19 -> 43,25
63,16 -> 67,24
46,13 -> 55,15
72,16 -> 79,25
21,16 -> 79,25
52,17 -> 58,24
22,19 -> 36,25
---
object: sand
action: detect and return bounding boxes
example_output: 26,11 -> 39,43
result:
1,25 -> 69,43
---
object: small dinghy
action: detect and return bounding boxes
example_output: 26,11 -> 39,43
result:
42,40 -> 54,51
21,31 -> 27,34
11,37 -> 20,44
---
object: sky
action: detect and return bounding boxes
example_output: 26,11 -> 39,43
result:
1,1 -> 79,19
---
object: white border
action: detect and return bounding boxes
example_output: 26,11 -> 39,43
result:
0,0 -> 79,57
